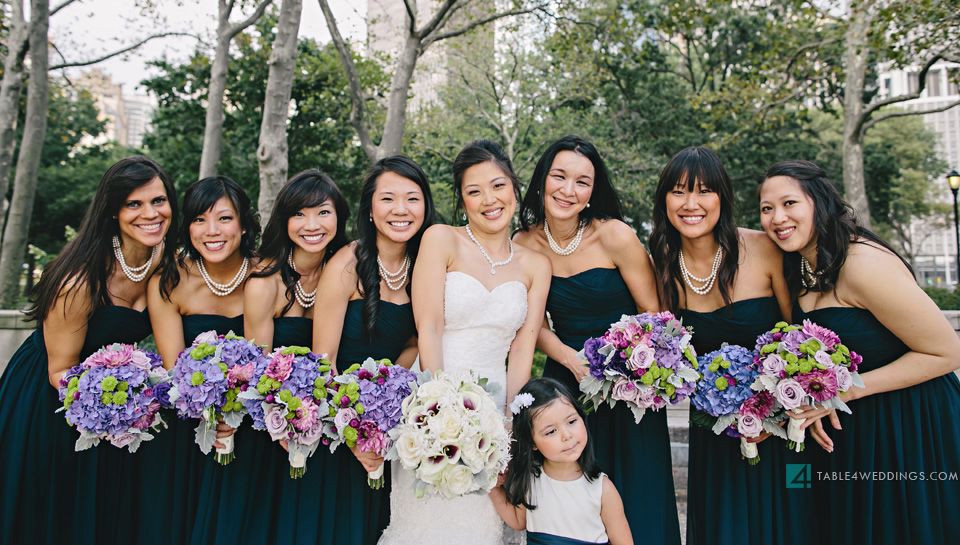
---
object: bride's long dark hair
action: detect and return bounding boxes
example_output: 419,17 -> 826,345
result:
354,156 -> 435,340
649,146 -> 739,313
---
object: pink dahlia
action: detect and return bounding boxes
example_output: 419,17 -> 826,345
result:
797,368 -> 839,402
802,320 -> 841,349
739,391 -> 775,419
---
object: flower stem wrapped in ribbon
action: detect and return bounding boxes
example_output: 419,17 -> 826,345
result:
325,357 -> 418,489
57,343 -> 170,453
168,330 -> 263,465
690,343 -> 787,465
239,345 -> 334,478
385,369 -> 511,499
578,311 -> 701,423
752,320 -> 864,452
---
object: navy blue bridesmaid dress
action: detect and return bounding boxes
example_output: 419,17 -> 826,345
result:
0,305 -> 151,545
680,297 -> 810,545
273,299 -> 414,545
794,306 -> 960,545
543,268 -> 681,545
190,316 -> 312,544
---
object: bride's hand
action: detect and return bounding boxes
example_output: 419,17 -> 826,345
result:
350,444 -> 384,473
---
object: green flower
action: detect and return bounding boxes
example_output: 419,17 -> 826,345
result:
664,383 -> 676,397
641,372 -> 655,386
285,412 -> 295,420
760,343 -> 777,355
684,348 -> 698,368
113,391 -> 129,405
343,426 -> 358,444
798,359 -> 814,374
774,321 -> 788,330
225,389 -> 237,402
190,343 -> 216,360
328,407 -> 337,417
100,376 -> 118,392
116,380 -> 129,392
313,378 -> 325,388
720,359 -> 731,369
287,397 -> 302,410
344,363 -> 362,374
661,368 -> 674,380
356,403 -> 364,415
278,390 -> 293,403
831,352 -> 846,364
257,383 -> 271,395
191,371 -> 205,386
67,377 -> 79,389
280,345 -> 310,356
101,392 -> 114,405
785,362 -> 800,375
318,364 -> 331,373
715,377 -> 729,391
313,388 -> 324,399
218,362 -> 228,373
784,353 -> 799,364
837,344 -> 850,356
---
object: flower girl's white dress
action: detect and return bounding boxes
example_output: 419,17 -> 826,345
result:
378,271 -> 527,545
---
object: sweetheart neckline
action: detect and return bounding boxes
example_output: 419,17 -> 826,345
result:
446,270 -> 525,294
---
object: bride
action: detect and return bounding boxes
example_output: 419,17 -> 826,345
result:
378,140 -> 551,544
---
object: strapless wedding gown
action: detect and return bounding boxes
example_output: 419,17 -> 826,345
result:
378,271 -> 528,545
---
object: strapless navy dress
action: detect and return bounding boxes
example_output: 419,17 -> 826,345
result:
680,297 -> 809,545
0,305 -> 151,545
543,268 -> 680,545
273,299 -> 415,545
793,305 -> 960,545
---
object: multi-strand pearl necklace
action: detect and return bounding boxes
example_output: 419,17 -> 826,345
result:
287,252 -> 317,308
197,256 -> 248,297
377,254 -> 410,291
544,220 -> 585,256
112,235 -> 158,283
800,256 -> 819,289
465,224 -> 513,275
678,246 -> 723,295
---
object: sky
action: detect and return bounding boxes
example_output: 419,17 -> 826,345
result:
47,0 -> 367,94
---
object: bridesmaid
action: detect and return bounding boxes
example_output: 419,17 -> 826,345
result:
245,169 -> 350,545
648,146 -> 803,545
514,135 -> 679,544
0,156 -> 176,544
758,160 -> 960,544
310,156 -> 433,545
147,175 -> 260,544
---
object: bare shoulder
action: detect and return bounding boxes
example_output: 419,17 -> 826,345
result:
739,228 -> 781,260
844,240 -> 910,278
423,223 -> 458,243
597,219 -> 640,249
516,241 -> 551,274
251,257 -> 279,275
512,227 -> 541,250
601,473 -> 620,497
327,241 -> 359,272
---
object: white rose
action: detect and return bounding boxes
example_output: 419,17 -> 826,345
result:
429,410 -> 463,441
394,432 -> 425,468
459,434 -> 486,472
440,464 -> 478,498
480,410 -> 505,436
416,379 -> 449,400
416,454 -> 449,483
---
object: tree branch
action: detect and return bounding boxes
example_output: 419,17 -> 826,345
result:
856,53 -> 942,135
317,0 -> 375,160
228,0 -> 273,39
423,3 -> 547,47
784,37 -> 841,73
862,98 -> 960,133
48,32 -> 198,70
417,0 -> 458,40
402,0 -> 418,36
50,0 -> 80,17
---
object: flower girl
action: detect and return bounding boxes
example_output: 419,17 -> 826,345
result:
489,378 -> 633,545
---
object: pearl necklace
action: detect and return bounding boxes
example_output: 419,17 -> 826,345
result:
287,253 -> 317,308
112,235 -> 158,283
801,256 -> 819,289
678,246 -> 723,296
197,256 -> 248,297
544,220 -> 585,256
465,224 -> 513,275
377,254 -> 410,291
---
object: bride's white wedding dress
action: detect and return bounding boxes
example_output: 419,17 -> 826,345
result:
378,271 -> 528,545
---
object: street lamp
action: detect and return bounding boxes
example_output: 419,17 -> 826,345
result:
948,169 -> 960,286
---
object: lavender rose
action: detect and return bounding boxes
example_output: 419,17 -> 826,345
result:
835,366 -> 853,392
814,350 -> 835,369
611,376 -> 639,402
626,344 -> 655,371
334,408 -> 359,434
775,378 -> 806,410
761,354 -> 786,375
296,420 -> 325,446
193,330 -> 219,345
109,432 -> 138,449
265,405 -> 289,441
737,414 -> 763,437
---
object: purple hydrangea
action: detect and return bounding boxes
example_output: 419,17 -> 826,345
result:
691,344 -> 758,418
170,333 -> 263,419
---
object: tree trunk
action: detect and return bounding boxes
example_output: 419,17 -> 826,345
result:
0,2 -> 30,236
256,0 -> 302,224
377,37 -> 421,160
841,0 -> 872,229
198,4 -> 235,179
0,0 -> 49,308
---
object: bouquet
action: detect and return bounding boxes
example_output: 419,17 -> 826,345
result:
579,311 -> 700,423
752,320 -> 864,452
690,343 -> 786,464
326,358 -> 418,489
168,330 -> 262,464
386,369 -> 510,499
57,343 -> 170,453
239,346 -> 334,478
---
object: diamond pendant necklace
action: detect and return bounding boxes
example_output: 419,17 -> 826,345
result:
465,224 -> 513,275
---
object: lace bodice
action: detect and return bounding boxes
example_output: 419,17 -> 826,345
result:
379,271 -> 529,545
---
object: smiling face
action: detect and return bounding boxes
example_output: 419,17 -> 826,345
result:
116,176 -> 172,249
188,196 -> 243,264
287,198 -> 338,255
461,161 -> 517,234
371,171 -> 426,245
759,175 -> 818,256
543,150 -> 595,222
664,175 -> 721,241
531,398 -> 588,466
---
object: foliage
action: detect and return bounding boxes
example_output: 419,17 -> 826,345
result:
923,287 -> 960,311
141,13 -> 386,214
